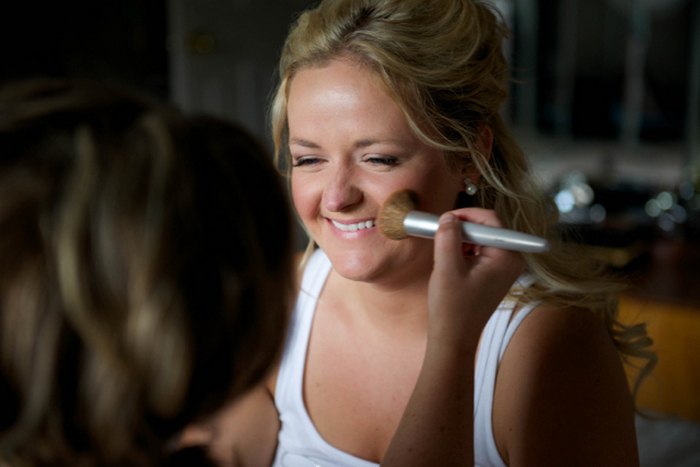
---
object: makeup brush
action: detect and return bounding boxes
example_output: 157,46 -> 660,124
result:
377,190 -> 551,253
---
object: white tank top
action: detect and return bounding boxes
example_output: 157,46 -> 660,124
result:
272,249 -> 538,467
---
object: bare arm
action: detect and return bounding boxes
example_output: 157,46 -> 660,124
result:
382,210 -> 525,466
493,305 -> 639,466
177,378 -> 280,467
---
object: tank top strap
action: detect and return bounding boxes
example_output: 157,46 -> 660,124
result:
498,300 -> 539,361
473,274 -> 541,467
275,249 -> 331,407
300,248 -> 333,299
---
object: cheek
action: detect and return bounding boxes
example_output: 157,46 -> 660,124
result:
412,172 -> 463,213
290,174 -> 317,221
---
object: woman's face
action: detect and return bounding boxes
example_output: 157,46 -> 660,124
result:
287,58 -> 464,284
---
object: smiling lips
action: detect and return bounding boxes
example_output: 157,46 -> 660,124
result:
330,219 -> 376,232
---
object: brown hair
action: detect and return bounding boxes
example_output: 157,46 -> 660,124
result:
0,79 -> 293,465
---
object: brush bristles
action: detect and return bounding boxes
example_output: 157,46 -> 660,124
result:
377,190 -> 417,240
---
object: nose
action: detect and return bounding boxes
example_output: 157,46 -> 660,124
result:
322,162 -> 362,212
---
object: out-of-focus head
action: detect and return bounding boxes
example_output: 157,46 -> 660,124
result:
0,79 -> 293,465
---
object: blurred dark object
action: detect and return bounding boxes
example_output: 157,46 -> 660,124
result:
0,1 -> 168,99
550,170 -> 700,306
552,171 -> 656,268
626,237 -> 700,308
163,446 -> 218,467
534,0 -> 693,142
677,179 -> 700,240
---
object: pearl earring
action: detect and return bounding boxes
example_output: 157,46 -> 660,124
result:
464,178 -> 478,196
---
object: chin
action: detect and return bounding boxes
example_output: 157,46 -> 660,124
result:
328,253 -> 385,282
324,244 -> 431,285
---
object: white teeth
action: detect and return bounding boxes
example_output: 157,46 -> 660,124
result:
332,219 -> 375,231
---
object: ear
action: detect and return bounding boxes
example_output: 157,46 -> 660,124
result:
462,124 -> 493,183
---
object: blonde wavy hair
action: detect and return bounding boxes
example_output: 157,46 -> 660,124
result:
270,0 -> 655,397
0,79 -> 293,465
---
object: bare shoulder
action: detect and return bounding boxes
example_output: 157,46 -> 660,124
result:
178,380 -> 280,466
493,302 -> 638,466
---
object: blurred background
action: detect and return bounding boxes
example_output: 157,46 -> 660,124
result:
1,0 -> 699,463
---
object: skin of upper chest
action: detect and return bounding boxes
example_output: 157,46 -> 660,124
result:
302,283 -> 429,462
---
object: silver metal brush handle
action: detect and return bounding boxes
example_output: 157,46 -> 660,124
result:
404,211 -> 551,253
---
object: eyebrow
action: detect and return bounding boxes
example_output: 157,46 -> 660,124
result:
289,138 -> 401,149
289,138 -> 320,148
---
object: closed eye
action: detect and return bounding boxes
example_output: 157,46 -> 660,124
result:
366,156 -> 399,166
292,156 -> 322,167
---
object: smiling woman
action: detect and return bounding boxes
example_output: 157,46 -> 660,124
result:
287,58 -> 465,284
182,1 -> 656,465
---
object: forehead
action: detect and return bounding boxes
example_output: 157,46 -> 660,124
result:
289,59 -> 391,105
286,59 -> 415,139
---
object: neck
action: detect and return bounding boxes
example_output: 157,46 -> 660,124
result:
323,266 -> 431,338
